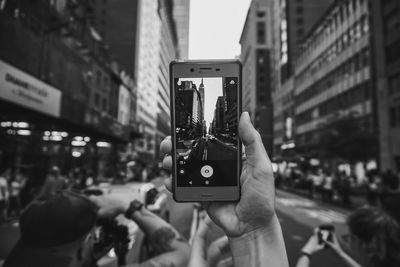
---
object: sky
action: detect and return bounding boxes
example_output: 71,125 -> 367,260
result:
188,0 -> 252,59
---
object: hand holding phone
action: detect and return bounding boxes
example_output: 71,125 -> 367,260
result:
160,111 -> 277,238
318,224 -> 335,245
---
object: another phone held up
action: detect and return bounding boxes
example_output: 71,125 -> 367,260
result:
169,60 -> 242,202
318,224 -> 335,245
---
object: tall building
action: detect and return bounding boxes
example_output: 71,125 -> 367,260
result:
271,0 -> 333,156
371,0 -> 400,171
223,77 -> 238,133
240,0 -> 274,154
176,81 -> 203,139
173,0 -> 191,58
134,0 -> 179,160
293,0 -> 375,164
91,0 -> 140,79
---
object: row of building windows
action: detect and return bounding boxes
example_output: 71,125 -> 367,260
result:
386,40 -> 400,65
297,0 -> 367,66
296,81 -> 371,126
297,15 -> 369,84
296,115 -> 373,146
296,48 -> 370,106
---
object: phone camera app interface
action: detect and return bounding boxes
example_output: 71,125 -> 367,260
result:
175,77 -> 238,187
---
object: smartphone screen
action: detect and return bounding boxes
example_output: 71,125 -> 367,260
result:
174,77 -> 238,187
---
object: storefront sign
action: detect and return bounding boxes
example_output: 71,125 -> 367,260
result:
0,60 -> 62,117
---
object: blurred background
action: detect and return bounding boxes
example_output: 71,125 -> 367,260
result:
0,0 -> 399,266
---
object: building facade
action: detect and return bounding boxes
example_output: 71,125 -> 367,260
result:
371,0 -> 400,171
173,0 -> 191,59
240,0 -> 274,154
271,0 -> 334,157
0,0 -> 138,185
293,0 -> 375,163
134,0 -> 179,160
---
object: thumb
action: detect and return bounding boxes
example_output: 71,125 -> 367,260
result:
239,112 -> 270,165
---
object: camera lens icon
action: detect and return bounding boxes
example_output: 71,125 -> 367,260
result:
200,165 -> 213,178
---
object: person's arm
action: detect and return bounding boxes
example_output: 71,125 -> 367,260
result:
129,206 -> 189,255
295,229 -> 324,267
93,196 -> 190,267
229,216 -> 288,267
325,234 -> 361,267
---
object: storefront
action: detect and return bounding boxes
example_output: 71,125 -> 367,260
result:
0,60 -> 134,188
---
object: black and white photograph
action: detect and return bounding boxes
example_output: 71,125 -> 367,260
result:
1,0 -> 400,267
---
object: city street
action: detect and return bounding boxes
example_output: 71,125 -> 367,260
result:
168,189 -> 361,267
188,138 -> 237,161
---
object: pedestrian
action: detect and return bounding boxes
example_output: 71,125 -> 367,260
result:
366,171 -> 382,206
322,171 -> 334,203
295,206 -> 400,267
35,166 -> 67,200
339,171 -> 352,206
8,169 -> 26,219
0,169 -> 11,222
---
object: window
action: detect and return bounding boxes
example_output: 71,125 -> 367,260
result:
384,10 -> 400,34
297,28 -> 304,36
389,74 -> 400,96
95,94 -> 100,107
257,22 -> 266,44
386,40 -> 400,64
296,6 -> 303,14
362,48 -> 370,67
390,107 -> 397,128
102,99 -> 107,110
296,17 -> 304,24
257,11 -> 265,18
96,71 -> 101,85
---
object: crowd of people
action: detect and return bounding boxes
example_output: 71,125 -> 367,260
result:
0,161 -> 161,225
276,165 -> 400,208
0,112 -> 399,267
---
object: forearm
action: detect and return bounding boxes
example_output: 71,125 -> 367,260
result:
336,250 -> 362,267
229,216 -> 289,267
131,207 -> 188,251
295,255 -> 310,267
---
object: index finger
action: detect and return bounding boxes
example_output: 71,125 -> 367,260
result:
160,136 -> 172,155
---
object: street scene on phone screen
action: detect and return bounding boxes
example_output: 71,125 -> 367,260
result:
175,77 -> 238,186
1,0 -> 400,267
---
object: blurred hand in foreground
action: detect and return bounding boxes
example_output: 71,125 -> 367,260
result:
188,214 -> 231,267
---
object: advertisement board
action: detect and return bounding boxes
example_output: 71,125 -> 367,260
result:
0,60 -> 62,117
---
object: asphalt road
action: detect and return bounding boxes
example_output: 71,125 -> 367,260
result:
188,138 -> 236,161
167,189 -> 362,267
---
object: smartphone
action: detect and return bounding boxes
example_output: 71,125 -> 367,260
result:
169,60 -> 242,202
318,224 -> 335,244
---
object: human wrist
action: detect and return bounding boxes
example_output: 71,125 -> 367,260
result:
228,215 -> 280,252
301,242 -> 316,255
228,215 -> 288,267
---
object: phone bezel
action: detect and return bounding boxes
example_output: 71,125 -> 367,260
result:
169,60 -> 242,202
